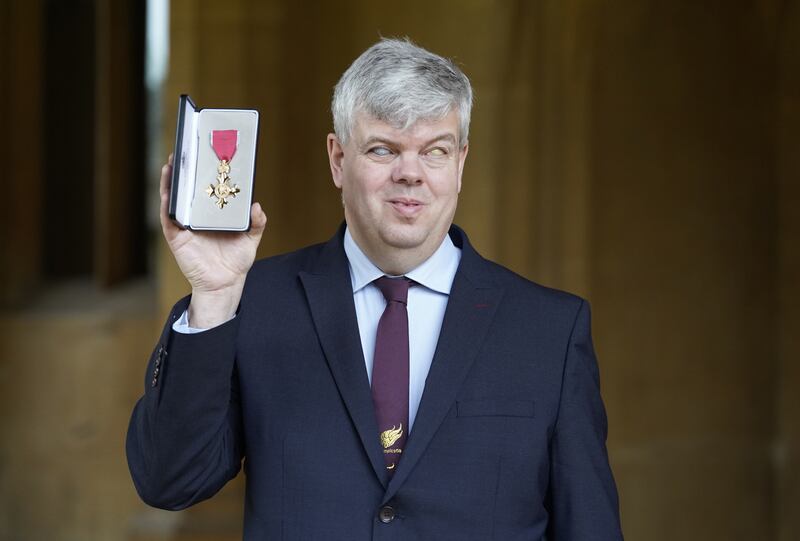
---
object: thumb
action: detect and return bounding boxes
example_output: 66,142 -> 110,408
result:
247,202 -> 267,242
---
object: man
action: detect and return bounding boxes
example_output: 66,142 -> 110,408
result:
127,38 -> 623,540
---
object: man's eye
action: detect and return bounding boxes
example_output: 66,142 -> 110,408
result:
369,147 -> 392,157
427,148 -> 447,157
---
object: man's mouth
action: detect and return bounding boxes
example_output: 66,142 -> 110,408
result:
388,198 -> 424,217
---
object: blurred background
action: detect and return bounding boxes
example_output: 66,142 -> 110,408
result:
0,0 -> 797,539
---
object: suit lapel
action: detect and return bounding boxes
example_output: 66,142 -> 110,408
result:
299,227 -> 389,488
383,228 -> 504,502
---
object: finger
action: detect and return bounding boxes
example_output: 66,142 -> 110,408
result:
247,202 -> 268,241
168,153 -> 174,166
159,161 -> 172,200
159,162 -> 179,239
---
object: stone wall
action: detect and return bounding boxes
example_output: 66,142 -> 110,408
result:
0,1 -> 795,539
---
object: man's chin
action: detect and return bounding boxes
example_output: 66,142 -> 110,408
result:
379,226 -> 428,251
380,221 -> 453,253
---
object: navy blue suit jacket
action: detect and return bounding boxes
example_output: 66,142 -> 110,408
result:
127,225 -> 623,540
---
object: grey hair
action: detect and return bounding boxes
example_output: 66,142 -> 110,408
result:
332,38 -> 473,146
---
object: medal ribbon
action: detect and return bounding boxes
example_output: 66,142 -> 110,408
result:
211,130 -> 238,162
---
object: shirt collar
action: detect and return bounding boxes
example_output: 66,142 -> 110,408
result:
343,226 -> 461,295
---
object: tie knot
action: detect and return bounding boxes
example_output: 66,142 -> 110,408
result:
375,276 -> 410,304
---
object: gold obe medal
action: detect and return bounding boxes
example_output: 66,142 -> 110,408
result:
207,130 -> 241,208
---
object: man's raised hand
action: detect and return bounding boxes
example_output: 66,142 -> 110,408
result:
159,154 -> 267,328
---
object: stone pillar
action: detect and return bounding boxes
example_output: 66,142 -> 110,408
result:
588,3 -> 779,539
777,2 -> 800,539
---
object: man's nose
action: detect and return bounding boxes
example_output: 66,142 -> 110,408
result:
391,152 -> 424,185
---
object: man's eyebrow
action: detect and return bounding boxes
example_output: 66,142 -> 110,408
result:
423,133 -> 457,147
360,133 -> 458,148
360,136 -> 396,148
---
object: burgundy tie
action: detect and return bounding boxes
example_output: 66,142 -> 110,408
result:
371,276 -> 410,474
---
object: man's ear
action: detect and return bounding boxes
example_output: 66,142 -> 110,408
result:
327,134 -> 345,188
456,142 -> 469,193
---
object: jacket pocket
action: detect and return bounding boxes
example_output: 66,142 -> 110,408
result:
456,399 -> 535,418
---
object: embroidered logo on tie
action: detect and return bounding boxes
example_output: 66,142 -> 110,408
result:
380,424 -> 403,450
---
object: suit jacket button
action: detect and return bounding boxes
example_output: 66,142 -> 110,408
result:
378,505 -> 395,523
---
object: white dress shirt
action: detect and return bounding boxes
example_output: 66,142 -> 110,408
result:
173,227 -> 462,431
343,227 -> 461,431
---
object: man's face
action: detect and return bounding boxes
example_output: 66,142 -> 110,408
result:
327,110 -> 468,273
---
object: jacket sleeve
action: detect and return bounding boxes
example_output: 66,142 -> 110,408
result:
546,300 -> 624,540
125,295 -> 244,510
